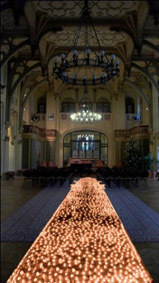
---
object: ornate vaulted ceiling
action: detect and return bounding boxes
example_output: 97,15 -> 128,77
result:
1,0 -> 159,123
34,1 -> 139,18
46,28 -> 127,48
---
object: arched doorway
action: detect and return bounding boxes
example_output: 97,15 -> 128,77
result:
63,130 -> 108,166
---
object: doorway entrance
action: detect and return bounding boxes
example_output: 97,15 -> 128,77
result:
63,130 -> 108,165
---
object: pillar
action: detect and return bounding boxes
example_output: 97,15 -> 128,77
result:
3,129 -> 10,173
150,75 -> 159,162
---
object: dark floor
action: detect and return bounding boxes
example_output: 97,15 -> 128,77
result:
1,177 -> 159,282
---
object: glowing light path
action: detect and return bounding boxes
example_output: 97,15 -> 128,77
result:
8,178 -> 152,283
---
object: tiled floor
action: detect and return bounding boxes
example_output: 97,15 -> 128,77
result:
1,177 -> 159,282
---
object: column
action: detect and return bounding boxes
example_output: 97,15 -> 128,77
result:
150,75 -> 159,162
3,126 -> 10,173
93,88 -> 96,111
152,75 -> 159,133
75,88 -> 79,111
112,92 -> 125,166
112,91 -> 125,130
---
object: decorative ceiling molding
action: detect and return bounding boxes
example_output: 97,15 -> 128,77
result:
18,77 -> 49,128
35,1 -> 139,19
147,0 -> 159,25
6,59 -> 42,123
131,62 -> 159,94
1,0 -> 158,127
23,9 -> 63,57
142,40 -> 159,54
1,0 -> 28,29
46,27 -> 127,48
0,37 -> 30,68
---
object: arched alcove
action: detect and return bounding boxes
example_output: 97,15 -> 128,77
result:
63,130 -> 108,166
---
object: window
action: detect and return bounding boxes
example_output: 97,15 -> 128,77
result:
96,98 -> 111,113
37,97 -> 46,114
79,98 -> 92,111
77,134 -> 94,151
125,97 -> 135,114
63,131 -> 108,165
61,98 -> 75,113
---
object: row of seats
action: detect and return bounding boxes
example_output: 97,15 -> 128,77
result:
98,167 -> 148,188
23,167 -> 73,187
40,160 -> 57,168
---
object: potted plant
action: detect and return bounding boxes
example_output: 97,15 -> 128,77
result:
156,159 -> 159,180
143,153 -> 156,179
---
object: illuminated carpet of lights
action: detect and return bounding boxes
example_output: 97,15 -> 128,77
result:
7,178 -> 152,283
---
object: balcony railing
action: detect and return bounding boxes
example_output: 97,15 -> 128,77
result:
115,125 -> 150,139
126,113 -> 140,121
22,125 -> 56,138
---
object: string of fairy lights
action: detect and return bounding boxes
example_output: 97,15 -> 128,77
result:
7,178 -> 152,283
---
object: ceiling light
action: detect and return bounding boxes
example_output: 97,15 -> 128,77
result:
70,87 -> 102,123
53,0 -> 120,86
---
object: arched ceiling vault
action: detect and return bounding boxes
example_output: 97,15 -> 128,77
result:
1,0 -> 159,124
19,77 -> 49,128
131,62 -> 159,94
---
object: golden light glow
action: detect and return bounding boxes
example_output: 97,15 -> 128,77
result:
7,178 -> 152,282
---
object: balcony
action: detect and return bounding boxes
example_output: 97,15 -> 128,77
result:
115,125 -> 150,139
22,125 -> 57,139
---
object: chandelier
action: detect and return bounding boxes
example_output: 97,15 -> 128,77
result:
53,0 -> 120,86
70,87 -> 102,123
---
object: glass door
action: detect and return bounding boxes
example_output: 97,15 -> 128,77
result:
92,141 -> 100,158
78,140 -> 85,158
63,131 -> 108,165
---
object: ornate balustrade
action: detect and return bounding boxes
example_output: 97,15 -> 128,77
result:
115,125 -> 150,139
22,125 -> 56,138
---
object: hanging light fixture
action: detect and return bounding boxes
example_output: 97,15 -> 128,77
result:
53,0 -> 120,86
70,87 -> 102,123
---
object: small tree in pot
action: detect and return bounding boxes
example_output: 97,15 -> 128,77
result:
143,153 -> 158,179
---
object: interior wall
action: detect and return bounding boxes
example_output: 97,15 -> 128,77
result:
1,71 -> 156,174
1,65 -> 8,175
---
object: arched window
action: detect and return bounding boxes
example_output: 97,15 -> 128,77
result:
37,97 -> 46,114
61,98 -> 75,113
125,97 -> 135,114
79,97 -> 92,111
96,98 -> 111,113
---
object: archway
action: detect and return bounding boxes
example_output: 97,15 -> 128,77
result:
63,130 -> 108,166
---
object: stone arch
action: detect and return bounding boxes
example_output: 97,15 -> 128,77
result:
131,63 -> 159,94
62,129 -> 108,166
